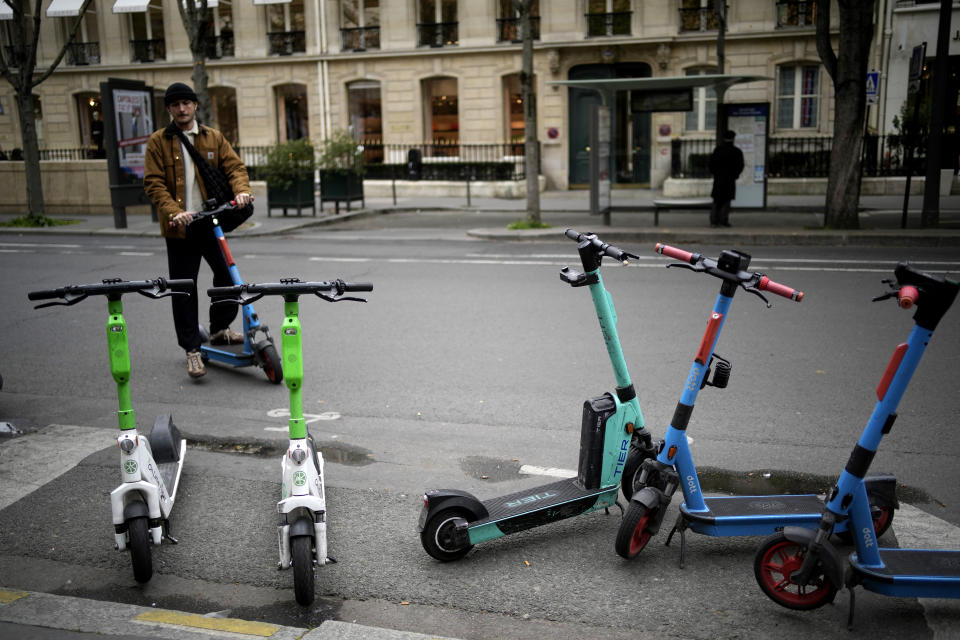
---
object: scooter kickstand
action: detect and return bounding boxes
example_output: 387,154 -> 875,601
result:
664,515 -> 689,569
846,588 -> 856,630
609,501 -> 626,516
164,520 -> 179,545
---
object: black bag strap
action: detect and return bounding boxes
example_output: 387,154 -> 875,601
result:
172,126 -> 233,205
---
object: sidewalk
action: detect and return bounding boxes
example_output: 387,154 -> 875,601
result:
2,189 -> 960,246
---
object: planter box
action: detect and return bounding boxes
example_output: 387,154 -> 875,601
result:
320,170 -> 364,214
267,176 -> 315,217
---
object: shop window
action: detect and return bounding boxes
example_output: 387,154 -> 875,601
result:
275,83 -> 308,141
210,86 -> 239,145
422,76 -> 458,155
348,80 -> 382,162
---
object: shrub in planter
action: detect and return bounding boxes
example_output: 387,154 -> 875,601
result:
318,130 -> 365,213
260,139 -> 317,216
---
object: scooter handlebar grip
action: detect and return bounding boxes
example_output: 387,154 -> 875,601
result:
343,282 -> 373,292
163,278 -> 195,292
758,275 -> 804,302
897,285 -> 919,309
655,243 -> 695,264
27,288 -> 63,300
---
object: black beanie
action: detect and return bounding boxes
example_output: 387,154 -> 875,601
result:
165,82 -> 198,106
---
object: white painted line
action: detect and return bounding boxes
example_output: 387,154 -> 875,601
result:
519,465 -> 578,479
118,252 -> 153,256
0,424 -> 109,510
266,408 -> 341,427
0,242 -> 81,248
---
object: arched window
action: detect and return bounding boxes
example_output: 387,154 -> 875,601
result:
422,76 -> 458,155
347,80 -> 382,162
75,92 -> 104,157
209,87 -> 239,145
275,83 -> 308,141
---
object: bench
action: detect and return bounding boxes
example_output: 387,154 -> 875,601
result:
652,197 -> 713,225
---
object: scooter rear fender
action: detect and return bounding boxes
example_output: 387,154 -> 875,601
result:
781,526 -> 845,590
421,489 -> 489,530
864,474 -> 899,509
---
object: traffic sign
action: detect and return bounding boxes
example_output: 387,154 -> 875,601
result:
866,71 -> 879,105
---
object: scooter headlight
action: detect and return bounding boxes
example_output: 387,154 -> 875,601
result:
290,448 -> 308,465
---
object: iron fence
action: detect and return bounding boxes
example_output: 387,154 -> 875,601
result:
130,38 -> 165,63
340,26 -> 381,51
670,135 -> 930,179
267,31 -> 306,55
66,42 -> 100,65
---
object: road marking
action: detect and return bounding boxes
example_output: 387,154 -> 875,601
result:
0,242 -> 81,248
0,424 -> 109,510
265,408 -> 341,431
118,251 -> 153,256
0,590 -> 28,604
519,465 -> 577,479
135,610 -> 281,636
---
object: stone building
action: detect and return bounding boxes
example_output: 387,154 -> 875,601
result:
1,1 -> 898,190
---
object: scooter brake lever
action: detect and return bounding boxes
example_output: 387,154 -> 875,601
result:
136,288 -> 189,301
34,293 -> 87,309
315,292 -> 367,303
742,285 -> 772,308
666,262 -> 703,273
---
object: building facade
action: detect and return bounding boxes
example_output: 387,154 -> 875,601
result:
1,1 -> 910,190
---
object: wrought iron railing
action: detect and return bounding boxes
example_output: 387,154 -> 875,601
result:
776,0 -> 816,28
416,22 -> 458,47
585,11 -> 631,37
66,42 -> 100,65
203,34 -> 234,59
130,38 -> 165,63
496,16 -> 540,42
678,6 -> 725,32
236,141 -> 535,182
268,30 -> 306,55
340,26 -> 380,51
669,136 -> 929,179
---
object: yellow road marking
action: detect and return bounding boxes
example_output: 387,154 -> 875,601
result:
0,590 -> 28,604
136,610 -> 281,637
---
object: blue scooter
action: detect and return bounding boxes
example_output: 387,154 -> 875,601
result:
185,200 -> 282,384
616,244 -> 896,565
754,262 -> 960,625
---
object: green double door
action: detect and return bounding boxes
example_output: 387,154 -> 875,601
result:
569,62 -> 651,187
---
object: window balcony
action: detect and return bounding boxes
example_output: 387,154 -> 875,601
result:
585,11 -> 631,37
776,1 -> 816,28
66,42 -> 100,65
417,22 -> 458,47
268,30 -> 306,55
678,6 -> 725,32
340,25 -> 380,51
496,16 -> 540,42
130,38 -> 165,63
202,34 -> 234,59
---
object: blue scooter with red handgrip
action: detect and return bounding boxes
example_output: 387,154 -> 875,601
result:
754,263 -> 960,626
615,244 -> 897,565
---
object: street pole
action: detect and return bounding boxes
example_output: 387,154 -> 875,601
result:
921,0 -> 952,227
714,0 -> 727,144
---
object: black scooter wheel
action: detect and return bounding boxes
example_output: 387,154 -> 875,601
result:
420,508 -> 473,562
127,516 -> 152,584
615,502 -> 656,559
260,343 -> 283,384
291,535 -> 315,605
754,533 -> 837,610
620,443 -> 658,502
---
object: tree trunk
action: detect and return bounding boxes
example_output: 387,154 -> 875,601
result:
819,0 -> 875,229
17,90 -> 45,219
519,1 -> 540,225
192,54 -> 212,125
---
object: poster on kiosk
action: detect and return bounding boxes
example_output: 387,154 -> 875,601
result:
725,103 -> 769,209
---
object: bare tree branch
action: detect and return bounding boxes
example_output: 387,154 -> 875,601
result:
815,0 -> 837,82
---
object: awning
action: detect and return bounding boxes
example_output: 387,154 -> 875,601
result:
0,2 -> 13,21
46,0 -> 88,17
253,0 -> 291,5
550,74 -> 771,104
112,0 -> 150,13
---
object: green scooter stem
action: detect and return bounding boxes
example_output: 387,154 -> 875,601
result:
282,298 -> 306,440
106,297 -> 136,431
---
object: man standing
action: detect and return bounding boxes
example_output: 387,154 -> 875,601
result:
144,82 -> 252,378
708,129 -> 744,228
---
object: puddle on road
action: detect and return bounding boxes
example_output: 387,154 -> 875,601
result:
460,456 -> 523,482
188,436 -> 375,466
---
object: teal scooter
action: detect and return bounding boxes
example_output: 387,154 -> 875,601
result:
418,230 -> 658,561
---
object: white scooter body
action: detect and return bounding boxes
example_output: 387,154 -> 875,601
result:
110,415 -> 186,550
277,436 -> 328,569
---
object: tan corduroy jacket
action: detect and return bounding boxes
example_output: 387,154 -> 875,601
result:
143,122 -> 250,239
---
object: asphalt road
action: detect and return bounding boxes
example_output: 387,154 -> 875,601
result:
1,228 -> 959,638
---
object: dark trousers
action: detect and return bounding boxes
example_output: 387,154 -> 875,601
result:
710,199 -> 731,226
166,234 -> 238,353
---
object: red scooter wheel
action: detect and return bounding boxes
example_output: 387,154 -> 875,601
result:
754,533 -> 837,610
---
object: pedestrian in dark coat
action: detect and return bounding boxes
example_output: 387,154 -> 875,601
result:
708,129 -> 744,227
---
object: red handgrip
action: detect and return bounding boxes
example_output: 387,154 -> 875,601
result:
655,243 -> 695,264
897,285 -> 918,309
758,275 -> 804,302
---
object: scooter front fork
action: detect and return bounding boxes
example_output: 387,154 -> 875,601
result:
277,513 -> 328,569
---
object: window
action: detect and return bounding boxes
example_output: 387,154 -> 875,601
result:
275,83 -> 308,141
348,80 -> 382,162
776,1 -> 816,28
503,73 -> 535,154
685,67 -> 717,132
777,64 -> 820,129
586,0 -> 631,37
497,0 -> 539,42
203,7 -> 234,59
210,87 -> 239,145
56,0 -> 100,65
129,6 -> 165,62
422,76 -> 458,154
341,0 -> 380,51
267,0 -> 306,55
679,0 -> 723,32
417,0 -> 457,47
75,92 -> 104,156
